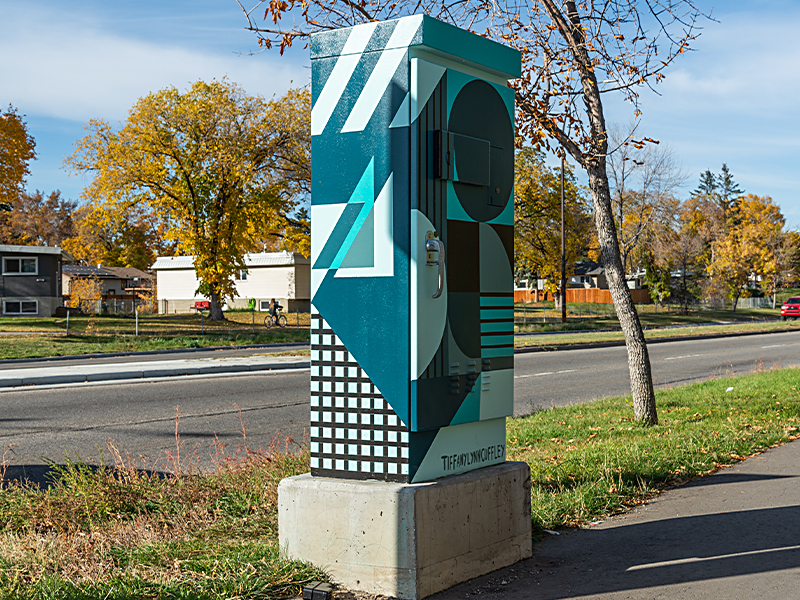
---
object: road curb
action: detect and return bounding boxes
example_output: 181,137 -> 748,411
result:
0,360 -> 311,389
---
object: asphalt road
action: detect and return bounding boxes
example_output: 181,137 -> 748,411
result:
2,330 -> 799,484
513,329 -> 800,415
0,370 -> 310,483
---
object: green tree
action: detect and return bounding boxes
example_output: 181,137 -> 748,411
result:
718,163 -> 744,227
0,105 -> 36,213
67,81 -> 310,319
240,0 -> 708,424
514,147 -> 591,294
642,252 -> 671,307
692,169 -> 718,201
691,164 -> 744,230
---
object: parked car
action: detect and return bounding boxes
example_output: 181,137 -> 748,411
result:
780,297 -> 800,320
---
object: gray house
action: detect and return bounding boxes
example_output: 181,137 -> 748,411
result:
0,244 -> 70,317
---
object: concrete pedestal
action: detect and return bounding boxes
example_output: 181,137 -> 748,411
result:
278,461 -> 532,599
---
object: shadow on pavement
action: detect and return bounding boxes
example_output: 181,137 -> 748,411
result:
431,504 -> 800,600
678,471 -> 796,488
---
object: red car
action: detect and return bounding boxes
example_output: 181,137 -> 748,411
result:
780,297 -> 800,320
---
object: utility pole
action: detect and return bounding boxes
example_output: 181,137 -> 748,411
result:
560,155 -> 567,323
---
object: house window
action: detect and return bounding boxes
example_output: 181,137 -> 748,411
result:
238,270 -> 248,281
3,300 -> 38,315
3,257 -> 38,275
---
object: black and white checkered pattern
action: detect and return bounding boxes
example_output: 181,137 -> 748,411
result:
310,308 -> 410,481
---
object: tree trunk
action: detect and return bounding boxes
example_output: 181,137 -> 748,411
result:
587,161 -> 658,425
537,0 -> 657,424
209,288 -> 225,321
682,268 -> 689,315
732,285 -> 742,313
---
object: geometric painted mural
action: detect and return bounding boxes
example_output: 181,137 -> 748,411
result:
310,15 -> 520,483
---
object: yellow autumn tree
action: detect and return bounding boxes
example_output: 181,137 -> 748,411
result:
68,275 -> 102,314
708,195 -> 789,311
514,147 -> 591,294
67,81 -> 310,320
0,105 -> 36,214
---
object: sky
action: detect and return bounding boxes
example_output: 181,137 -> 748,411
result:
2,0 -> 798,226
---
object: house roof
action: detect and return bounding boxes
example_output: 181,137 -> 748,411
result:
152,251 -> 310,270
62,265 -> 119,279
574,260 -> 604,276
101,266 -> 152,280
0,244 -> 70,258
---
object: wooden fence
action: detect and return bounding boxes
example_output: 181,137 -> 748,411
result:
514,288 -> 651,304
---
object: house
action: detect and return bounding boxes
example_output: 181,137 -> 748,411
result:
514,260 -> 650,304
570,260 -> 608,289
0,244 -> 71,317
152,251 -> 311,314
62,264 -> 153,313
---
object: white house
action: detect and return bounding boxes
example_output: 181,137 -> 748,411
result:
152,251 -> 310,314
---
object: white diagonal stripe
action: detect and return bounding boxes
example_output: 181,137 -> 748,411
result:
341,18 -> 421,133
311,22 -> 378,136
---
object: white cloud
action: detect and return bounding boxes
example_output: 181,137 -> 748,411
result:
0,4 -> 309,123
643,8 -> 800,116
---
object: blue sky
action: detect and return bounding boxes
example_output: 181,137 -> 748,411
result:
2,0 -> 798,226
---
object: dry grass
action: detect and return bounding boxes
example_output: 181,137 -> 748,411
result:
0,414 -> 321,599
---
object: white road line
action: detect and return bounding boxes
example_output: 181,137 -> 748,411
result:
762,344 -> 787,349
515,369 -> 576,379
627,544 -> 800,571
664,354 -> 704,361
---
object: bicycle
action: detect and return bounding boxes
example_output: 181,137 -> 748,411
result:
264,306 -> 288,328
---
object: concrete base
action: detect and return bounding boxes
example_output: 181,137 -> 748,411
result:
278,461 -> 532,599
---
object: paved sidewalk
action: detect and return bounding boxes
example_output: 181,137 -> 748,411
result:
0,353 -> 309,388
430,439 -> 800,600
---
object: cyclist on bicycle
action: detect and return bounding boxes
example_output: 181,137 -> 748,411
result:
265,298 -> 287,328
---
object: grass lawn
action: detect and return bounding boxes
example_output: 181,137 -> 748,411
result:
2,368 -> 800,597
0,312 -> 310,359
510,367 -> 800,535
515,319 -> 800,349
515,304 -> 780,332
0,304 -> 795,359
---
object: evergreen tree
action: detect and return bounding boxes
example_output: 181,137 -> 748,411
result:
693,169 -> 718,200
718,163 -> 744,226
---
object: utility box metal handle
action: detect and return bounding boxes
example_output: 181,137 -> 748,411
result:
425,235 -> 445,299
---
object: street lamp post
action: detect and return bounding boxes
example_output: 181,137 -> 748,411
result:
560,156 -> 567,324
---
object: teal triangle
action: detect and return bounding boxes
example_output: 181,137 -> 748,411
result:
449,383 -> 481,426
330,158 -> 374,269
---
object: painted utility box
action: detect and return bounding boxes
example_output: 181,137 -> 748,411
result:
310,15 -> 520,483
